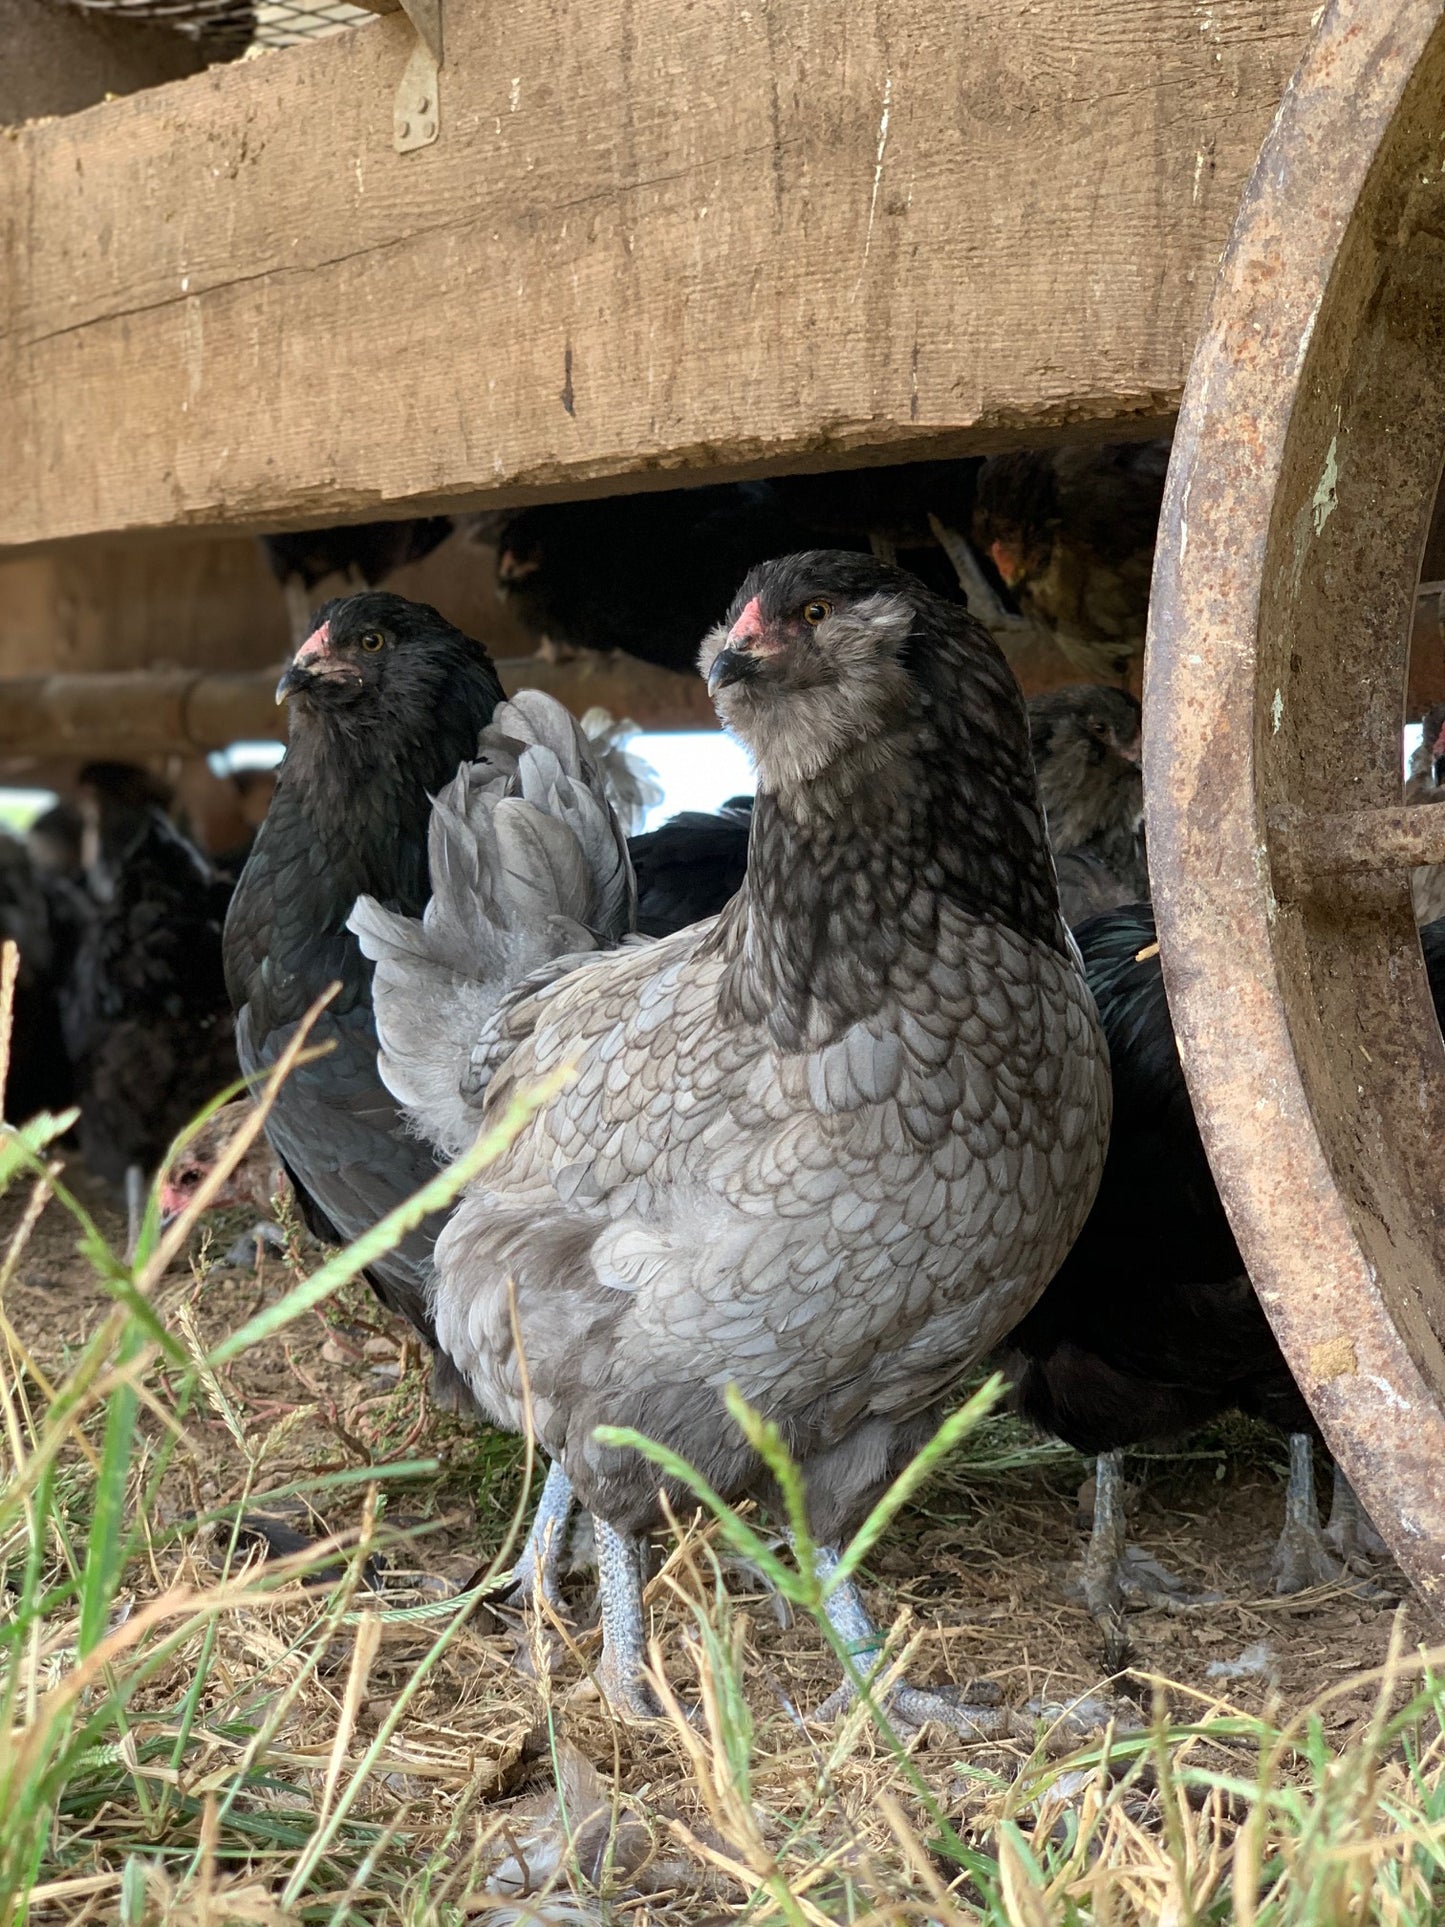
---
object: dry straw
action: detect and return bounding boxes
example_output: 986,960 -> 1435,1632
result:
1,935 -> 1444,1926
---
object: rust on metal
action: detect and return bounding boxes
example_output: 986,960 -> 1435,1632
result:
1270,803 -> 1445,896
1145,0 -> 1445,1609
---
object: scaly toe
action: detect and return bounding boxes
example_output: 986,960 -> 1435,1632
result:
1269,1526 -> 1345,1596
814,1674 -> 1023,1740
594,1650 -> 666,1721
1116,1546 -> 1224,1611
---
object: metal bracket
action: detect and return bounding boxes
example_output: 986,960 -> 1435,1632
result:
393,0 -> 442,154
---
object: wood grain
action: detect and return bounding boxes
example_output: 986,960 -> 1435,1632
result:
0,652 -> 717,758
0,0 -> 1316,546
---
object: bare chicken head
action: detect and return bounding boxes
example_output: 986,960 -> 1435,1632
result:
699,550 -> 925,794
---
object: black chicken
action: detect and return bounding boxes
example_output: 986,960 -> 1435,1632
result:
223,592 -> 507,1409
26,802 -> 83,883
1003,902 -> 1414,1663
485,470 -> 999,677
972,442 -> 1169,683
487,484 -> 860,673
766,463 -> 982,601
62,796 -> 236,1242
74,763 -> 175,902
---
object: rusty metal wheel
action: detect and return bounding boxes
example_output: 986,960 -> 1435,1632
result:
1146,0 -> 1445,1607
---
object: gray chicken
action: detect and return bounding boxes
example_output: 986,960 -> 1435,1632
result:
1028,685 -> 1147,928
350,552 -> 1110,1724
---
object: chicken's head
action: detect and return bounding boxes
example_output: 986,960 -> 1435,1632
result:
700,551 -> 921,793
1031,685 -> 1142,767
275,591 -> 498,729
158,1100 -> 286,1225
972,450 -> 1060,591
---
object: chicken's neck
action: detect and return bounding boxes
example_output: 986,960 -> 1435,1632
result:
273,702 -> 486,928
1038,749 -> 1145,895
717,691 -> 1064,1053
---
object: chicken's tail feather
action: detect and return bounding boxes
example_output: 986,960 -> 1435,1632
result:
348,691 -> 635,1157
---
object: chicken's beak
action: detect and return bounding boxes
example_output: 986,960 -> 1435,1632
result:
988,538 -> 1025,589
497,548 -> 541,585
707,647 -> 761,697
276,620 -> 358,704
275,662 -> 308,705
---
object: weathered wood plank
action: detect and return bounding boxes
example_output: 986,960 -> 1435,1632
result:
0,528 -> 536,680
0,653 -> 717,759
0,0 -> 1316,547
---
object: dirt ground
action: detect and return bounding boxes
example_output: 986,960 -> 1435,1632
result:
6,1159 -> 1422,1915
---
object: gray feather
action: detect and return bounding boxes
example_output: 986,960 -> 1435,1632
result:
348,693 -> 636,1157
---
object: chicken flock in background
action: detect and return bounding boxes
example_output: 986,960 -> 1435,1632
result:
1,761 -> 242,1247
2,443 -> 1428,1707
471,444 -> 1165,687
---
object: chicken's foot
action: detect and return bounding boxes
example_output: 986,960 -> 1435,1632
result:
808,1544 -> 1024,1739
1079,1451 -> 1223,1670
1270,1433 -> 1347,1594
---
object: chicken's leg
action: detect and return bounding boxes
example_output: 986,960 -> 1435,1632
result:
124,1164 -> 146,1260
593,1516 -> 662,1718
1269,1433 -> 1345,1593
508,1461 -> 575,1608
1325,1462 -> 1390,1568
1082,1449 -> 1130,1672
809,1544 -> 1019,1739
1077,1451 -> 1222,1668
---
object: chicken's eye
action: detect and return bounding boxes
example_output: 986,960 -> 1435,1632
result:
359,631 -> 386,652
802,599 -> 833,627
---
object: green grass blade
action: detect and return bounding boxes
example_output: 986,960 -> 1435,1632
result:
826,1375 -> 1004,1590
76,1328 -> 143,1658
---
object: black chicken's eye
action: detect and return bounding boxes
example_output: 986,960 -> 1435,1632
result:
802,599 -> 832,627
359,630 -> 386,652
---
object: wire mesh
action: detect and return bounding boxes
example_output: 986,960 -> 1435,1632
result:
51,0 -> 377,54
57,0 -> 255,51
250,0 -> 375,49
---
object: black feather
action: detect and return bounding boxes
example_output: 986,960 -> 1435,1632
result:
1005,909 -> 1445,1449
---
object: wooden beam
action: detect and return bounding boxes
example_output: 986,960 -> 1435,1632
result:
0,527 -> 534,680
0,652 -> 719,760
0,0 -> 1317,548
